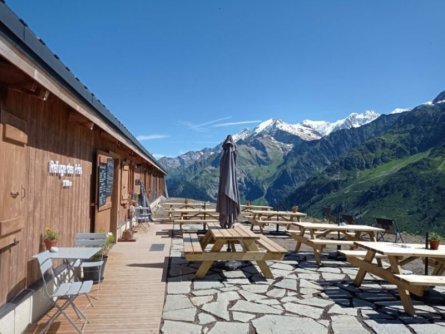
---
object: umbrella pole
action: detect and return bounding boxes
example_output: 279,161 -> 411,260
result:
425,232 -> 429,275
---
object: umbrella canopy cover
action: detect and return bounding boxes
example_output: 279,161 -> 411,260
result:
216,135 -> 240,228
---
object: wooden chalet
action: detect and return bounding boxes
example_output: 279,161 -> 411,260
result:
0,2 -> 167,329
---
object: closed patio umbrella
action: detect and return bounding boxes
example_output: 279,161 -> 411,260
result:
216,135 -> 240,229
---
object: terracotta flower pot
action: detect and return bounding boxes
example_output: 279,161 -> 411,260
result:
430,240 -> 440,250
122,230 -> 133,241
44,239 -> 57,250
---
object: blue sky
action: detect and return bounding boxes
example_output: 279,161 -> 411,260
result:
7,0 -> 445,158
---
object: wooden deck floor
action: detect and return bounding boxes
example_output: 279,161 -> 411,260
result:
25,222 -> 172,334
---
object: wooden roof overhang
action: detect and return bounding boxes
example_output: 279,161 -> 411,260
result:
0,2 -> 166,175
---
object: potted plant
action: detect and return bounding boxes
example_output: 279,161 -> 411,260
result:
83,232 -> 115,283
429,232 -> 442,250
43,226 -> 58,250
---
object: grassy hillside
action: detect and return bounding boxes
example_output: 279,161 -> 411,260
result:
285,146 -> 445,235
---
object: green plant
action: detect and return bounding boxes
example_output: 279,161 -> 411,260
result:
429,232 -> 442,241
104,232 -> 115,255
45,226 -> 57,240
88,232 -> 115,261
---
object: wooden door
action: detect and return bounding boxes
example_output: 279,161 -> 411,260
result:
0,109 -> 27,304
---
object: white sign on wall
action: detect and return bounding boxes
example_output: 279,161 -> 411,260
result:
48,161 -> 83,188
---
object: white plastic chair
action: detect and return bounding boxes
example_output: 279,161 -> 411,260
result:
35,251 -> 93,334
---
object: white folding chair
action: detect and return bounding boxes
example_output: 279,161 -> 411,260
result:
36,251 -> 93,334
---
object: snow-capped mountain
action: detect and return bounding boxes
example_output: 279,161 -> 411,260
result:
159,111 -> 382,172
233,110 -> 380,143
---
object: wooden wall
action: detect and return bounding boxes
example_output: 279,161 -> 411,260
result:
0,86 -> 166,306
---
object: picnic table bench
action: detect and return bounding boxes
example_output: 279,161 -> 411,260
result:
173,219 -> 219,234
240,204 -> 273,212
347,241 -> 445,316
169,208 -> 218,220
183,224 -> 287,279
339,249 -> 387,260
248,210 -> 307,233
290,222 -> 384,265
248,219 -> 296,233
395,274 -> 445,286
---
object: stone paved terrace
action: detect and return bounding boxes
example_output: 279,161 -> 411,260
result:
24,200 -> 445,333
160,202 -> 445,334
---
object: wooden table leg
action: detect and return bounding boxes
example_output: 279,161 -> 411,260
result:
294,227 -> 306,252
388,256 -> 415,316
314,245 -> 323,265
353,249 -> 376,286
256,261 -> 274,278
366,232 -> 383,266
295,240 -> 302,252
244,240 -> 274,279
199,232 -> 213,249
195,240 -> 225,278
432,259 -> 445,275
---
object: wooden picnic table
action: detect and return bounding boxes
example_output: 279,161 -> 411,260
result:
164,201 -> 211,210
289,222 -> 385,265
169,208 -> 218,220
240,204 -> 273,212
345,241 -> 445,316
248,209 -> 307,233
183,223 -> 286,279
173,219 -> 220,234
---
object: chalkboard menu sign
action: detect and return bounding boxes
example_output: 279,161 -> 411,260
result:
97,154 -> 115,210
106,158 -> 114,196
98,163 -> 108,207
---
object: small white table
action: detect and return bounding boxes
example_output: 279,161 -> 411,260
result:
35,247 -> 102,280
46,247 -> 102,260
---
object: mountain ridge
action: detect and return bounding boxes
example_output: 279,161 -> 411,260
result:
160,110 -> 381,170
161,90 -> 445,234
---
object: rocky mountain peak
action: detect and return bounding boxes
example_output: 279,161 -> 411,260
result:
160,111 -> 382,173
433,91 -> 445,104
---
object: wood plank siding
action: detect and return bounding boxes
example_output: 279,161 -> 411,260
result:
0,85 -> 166,306
0,40 -> 166,310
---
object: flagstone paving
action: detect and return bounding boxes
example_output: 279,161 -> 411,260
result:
160,228 -> 445,334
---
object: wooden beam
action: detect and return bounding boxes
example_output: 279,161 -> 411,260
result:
68,111 -> 94,130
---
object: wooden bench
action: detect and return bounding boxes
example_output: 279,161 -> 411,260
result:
395,274 -> 445,286
339,250 -> 387,259
183,233 -> 204,261
256,235 -> 287,260
307,239 -> 354,247
291,232 -> 356,246
182,231 -> 268,262
182,227 -> 285,278
174,219 -> 219,234
249,219 -> 296,233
